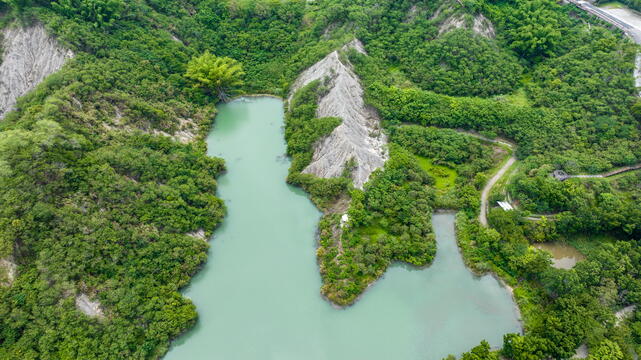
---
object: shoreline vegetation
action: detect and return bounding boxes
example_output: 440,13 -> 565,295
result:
453,212 -> 525,329
284,61 -> 515,308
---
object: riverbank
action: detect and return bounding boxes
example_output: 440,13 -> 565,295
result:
453,213 -> 525,330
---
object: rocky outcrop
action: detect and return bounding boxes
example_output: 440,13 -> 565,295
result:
405,4 -> 422,23
438,13 -> 496,38
0,23 -> 74,119
472,14 -> 496,38
103,108 -> 202,144
615,305 -> 637,326
288,39 -> 388,189
75,293 -> 104,318
573,343 -> 589,359
0,257 -> 17,287
153,117 -> 201,143
187,228 -> 208,241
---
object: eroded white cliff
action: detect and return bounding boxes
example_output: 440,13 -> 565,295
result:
103,106 -> 206,144
288,39 -> 388,189
0,23 -> 73,119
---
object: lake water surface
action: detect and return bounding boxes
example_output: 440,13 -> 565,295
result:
165,97 -> 521,360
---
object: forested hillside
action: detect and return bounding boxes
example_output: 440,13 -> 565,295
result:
0,0 -> 640,359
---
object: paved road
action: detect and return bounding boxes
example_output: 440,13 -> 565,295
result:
568,0 -> 641,43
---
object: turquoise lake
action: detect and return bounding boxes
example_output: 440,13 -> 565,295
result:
165,97 -> 521,360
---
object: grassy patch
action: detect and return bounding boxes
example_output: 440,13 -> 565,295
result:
415,155 -> 457,190
566,232 -> 619,256
358,224 -> 388,239
498,88 -> 531,107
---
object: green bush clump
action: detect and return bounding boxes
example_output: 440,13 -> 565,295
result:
402,29 -> 523,97
319,146 -> 437,305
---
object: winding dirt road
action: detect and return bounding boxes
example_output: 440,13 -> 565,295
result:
453,131 -> 516,226
479,156 -> 517,226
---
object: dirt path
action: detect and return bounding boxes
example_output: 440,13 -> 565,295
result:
457,130 -> 640,225
453,130 -> 517,226
479,156 -> 516,226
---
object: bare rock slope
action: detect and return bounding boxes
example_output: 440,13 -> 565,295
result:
288,39 -> 388,189
0,23 -> 74,119
438,13 -> 496,38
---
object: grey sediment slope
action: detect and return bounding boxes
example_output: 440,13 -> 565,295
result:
288,39 -> 388,189
0,23 -> 74,119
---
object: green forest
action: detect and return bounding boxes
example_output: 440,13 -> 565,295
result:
0,0 -> 640,359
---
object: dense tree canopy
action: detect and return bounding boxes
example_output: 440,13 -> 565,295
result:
0,0 -> 640,358
51,0 -> 125,27
500,0 -> 565,60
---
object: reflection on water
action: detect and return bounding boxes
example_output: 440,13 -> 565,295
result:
535,243 -> 585,269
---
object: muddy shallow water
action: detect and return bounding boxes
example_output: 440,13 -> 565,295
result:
535,243 -> 585,269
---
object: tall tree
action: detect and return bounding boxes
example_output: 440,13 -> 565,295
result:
185,52 -> 245,102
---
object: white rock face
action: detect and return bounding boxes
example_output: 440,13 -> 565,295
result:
187,228 -> 208,241
153,117 -> 201,144
0,23 -> 74,119
0,257 -> 17,287
615,305 -> 637,326
75,293 -> 104,318
438,13 -> 496,38
573,343 -> 589,359
288,39 -> 388,189
473,14 -> 496,38
104,111 -> 201,144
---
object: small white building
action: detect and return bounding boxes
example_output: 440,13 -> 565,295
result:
497,201 -> 514,211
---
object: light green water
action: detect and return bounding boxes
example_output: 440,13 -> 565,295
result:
165,97 -> 521,360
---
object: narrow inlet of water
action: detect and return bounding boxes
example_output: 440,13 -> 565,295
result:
165,97 -> 521,360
